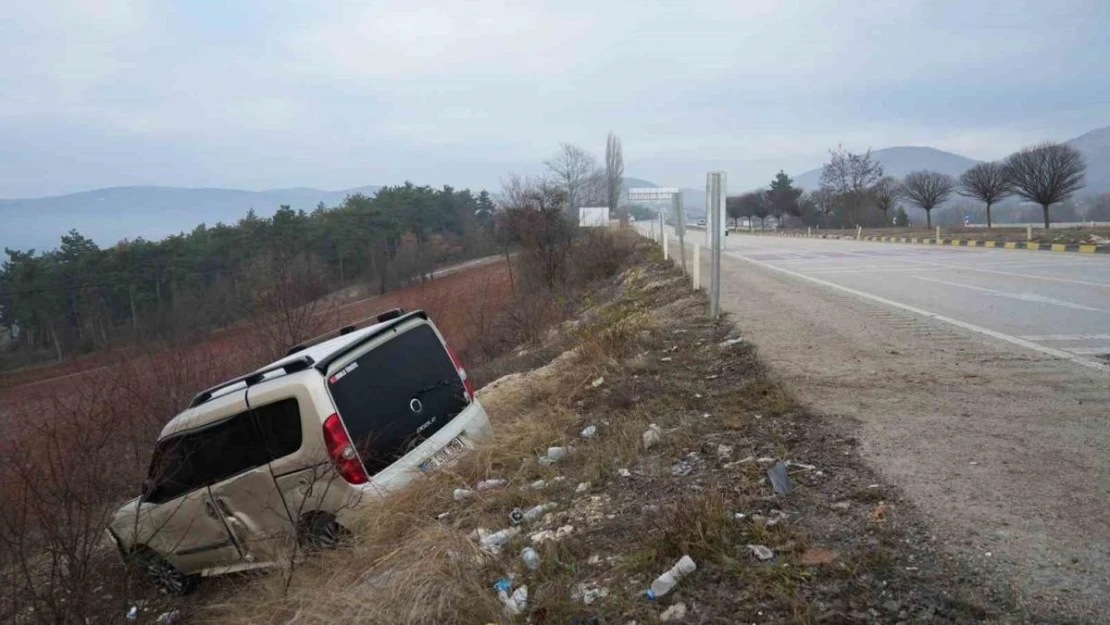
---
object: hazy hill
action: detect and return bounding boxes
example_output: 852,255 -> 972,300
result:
0,185 -> 380,255
792,146 -> 981,191
1066,126 -> 1110,196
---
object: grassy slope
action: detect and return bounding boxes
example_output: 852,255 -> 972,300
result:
195,235 -> 1024,625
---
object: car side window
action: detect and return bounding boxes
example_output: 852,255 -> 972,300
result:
144,398 -> 303,504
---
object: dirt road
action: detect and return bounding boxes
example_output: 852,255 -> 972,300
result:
659,231 -> 1110,622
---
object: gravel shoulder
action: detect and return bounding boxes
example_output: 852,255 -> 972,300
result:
715,247 -> 1110,623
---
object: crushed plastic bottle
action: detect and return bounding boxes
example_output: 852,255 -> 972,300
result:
477,478 -> 509,491
580,425 -> 598,438
521,546 -> 541,570
546,446 -> 570,460
642,424 -> 662,450
494,578 -> 529,615
479,527 -> 520,553
645,554 -> 696,599
522,502 -> 557,523
453,488 -> 474,501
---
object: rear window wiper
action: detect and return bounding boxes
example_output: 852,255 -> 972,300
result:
413,377 -> 463,397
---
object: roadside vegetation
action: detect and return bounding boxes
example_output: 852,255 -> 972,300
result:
718,142 -> 1102,234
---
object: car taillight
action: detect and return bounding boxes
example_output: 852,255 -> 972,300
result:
444,342 -> 475,400
322,414 -> 369,484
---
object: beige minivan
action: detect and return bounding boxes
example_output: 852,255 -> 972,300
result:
106,309 -> 492,594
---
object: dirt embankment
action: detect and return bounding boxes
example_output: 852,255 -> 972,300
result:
194,236 -> 1010,625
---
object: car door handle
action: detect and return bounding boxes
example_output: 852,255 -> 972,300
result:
215,498 -> 233,517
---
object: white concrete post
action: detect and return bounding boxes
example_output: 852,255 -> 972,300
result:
663,231 -> 669,260
1027,225 -> 1033,241
692,243 -> 700,290
808,226 -> 812,238
857,225 -> 862,240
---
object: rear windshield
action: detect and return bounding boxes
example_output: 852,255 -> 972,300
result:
327,324 -> 467,474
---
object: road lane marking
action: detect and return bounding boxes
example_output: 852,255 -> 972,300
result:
1020,334 -> 1110,341
728,251 -> 1110,373
910,276 -> 1110,314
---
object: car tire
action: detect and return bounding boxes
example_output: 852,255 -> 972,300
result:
299,512 -> 345,549
134,548 -> 196,596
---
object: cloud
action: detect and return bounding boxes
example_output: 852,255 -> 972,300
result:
1,0 -> 1108,196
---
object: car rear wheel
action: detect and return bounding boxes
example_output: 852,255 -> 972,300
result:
135,548 -> 196,596
299,512 -> 345,549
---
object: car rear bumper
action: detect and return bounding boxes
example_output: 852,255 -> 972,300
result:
336,399 -> 492,521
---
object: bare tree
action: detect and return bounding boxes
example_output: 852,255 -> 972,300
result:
870,177 -> 901,225
820,145 -> 884,226
738,191 -> 771,230
957,162 -> 1012,229
1005,142 -> 1086,229
901,170 -> 956,229
812,186 -> 836,228
544,143 -> 600,215
605,132 -> 624,223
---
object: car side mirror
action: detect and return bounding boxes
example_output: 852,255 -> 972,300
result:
140,479 -> 155,499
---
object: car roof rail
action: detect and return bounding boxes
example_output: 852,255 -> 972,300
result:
189,355 -> 316,408
314,310 -> 427,374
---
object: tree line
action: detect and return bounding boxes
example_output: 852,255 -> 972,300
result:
0,184 -> 497,362
726,141 -> 1090,231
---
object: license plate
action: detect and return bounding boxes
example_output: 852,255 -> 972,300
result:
421,437 -> 466,472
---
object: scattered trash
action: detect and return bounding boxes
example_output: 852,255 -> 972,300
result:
660,602 -> 688,622
521,547 -> 541,571
576,481 -> 591,493
716,444 -> 733,459
642,424 -> 662,450
719,337 -> 745,348
479,527 -> 520,553
706,374 -> 719,380
786,460 -> 817,471
767,461 -> 791,495
580,425 -> 598,438
660,357 -> 673,362
126,607 -> 138,620
509,508 -> 525,525
572,583 -> 610,605
617,468 -> 632,477
592,377 -> 605,388
494,579 -> 529,615
546,446 -> 570,461
454,488 -> 475,501
556,525 -> 575,539
587,554 -> 602,566
830,501 -> 851,511
798,547 -> 839,566
154,610 -> 182,625
477,478 -> 509,491
870,502 -> 888,524
867,483 -> 880,489
969,461 -> 979,466
747,544 -> 774,561
436,512 -> 451,520
756,456 -> 776,465
523,502 -> 558,523
734,512 -> 746,520
670,460 -> 693,476
527,479 -> 547,490
530,524 -> 574,544
722,456 -> 755,469
645,554 -> 697,599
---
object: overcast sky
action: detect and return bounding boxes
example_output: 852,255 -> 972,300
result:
3,0 -> 1108,198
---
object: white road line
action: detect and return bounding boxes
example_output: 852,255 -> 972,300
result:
1062,347 -> 1110,355
769,246 -> 1110,289
1021,334 -> 1110,341
728,251 -> 1110,373
910,275 -> 1110,314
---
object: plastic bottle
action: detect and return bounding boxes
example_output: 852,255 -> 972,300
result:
546,446 -> 569,460
477,478 -> 508,491
522,502 -> 556,523
520,546 -> 541,570
479,527 -> 520,552
453,488 -> 474,501
645,555 -> 696,599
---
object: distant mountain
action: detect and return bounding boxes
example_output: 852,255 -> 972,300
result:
793,146 -> 982,192
1066,126 -> 1110,196
0,185 -> 380,255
